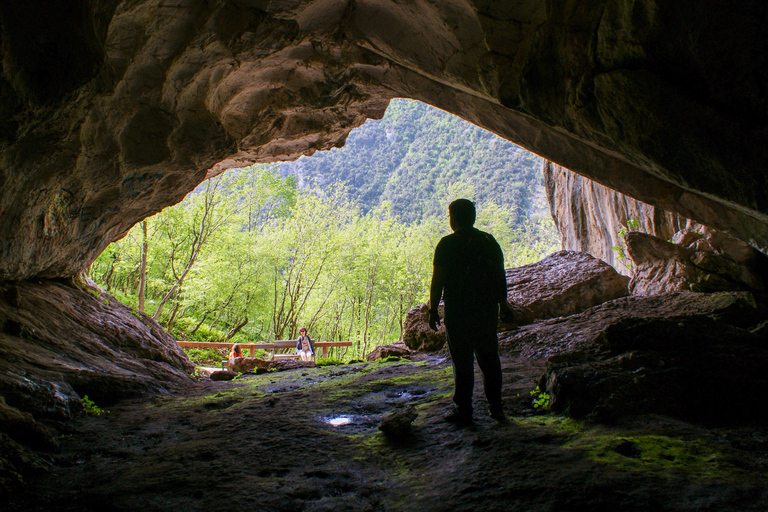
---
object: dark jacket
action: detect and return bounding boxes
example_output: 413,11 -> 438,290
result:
296,335 -> 315,354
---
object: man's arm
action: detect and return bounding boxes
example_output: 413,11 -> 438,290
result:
429,265 -> 446,330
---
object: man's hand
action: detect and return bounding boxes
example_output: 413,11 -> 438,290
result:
428,309 -> 441,331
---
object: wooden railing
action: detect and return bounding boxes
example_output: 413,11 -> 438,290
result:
175,340 -> 353,359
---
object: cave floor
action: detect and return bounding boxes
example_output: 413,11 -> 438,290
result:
9,354 -> 768,512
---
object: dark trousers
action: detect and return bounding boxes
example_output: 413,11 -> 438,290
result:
444,307 -> 502,412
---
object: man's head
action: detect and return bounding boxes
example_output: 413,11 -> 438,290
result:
448,199 -> 476,231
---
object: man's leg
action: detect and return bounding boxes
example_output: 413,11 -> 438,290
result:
474,315 -> 504,417
445,323 -> 475,417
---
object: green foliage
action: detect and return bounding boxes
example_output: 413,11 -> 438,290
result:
529,386 -> 551,410
280,99 -> 546,226
82,395 -> 107,416
183,347 -> 223,366
611,219 -> 641,272
316,357 -> 345,366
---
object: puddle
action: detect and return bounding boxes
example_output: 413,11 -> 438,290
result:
327,417 -> 354,427
321,414 -> 382,431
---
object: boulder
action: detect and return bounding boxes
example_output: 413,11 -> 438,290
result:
501,291 -> 761,360
209,371 -> 238,381
626,230 -> 768,300
540,317 -> 768,425
366,342 -> 413,361
227,357 -> 271,373
506,251 -> 630,324
269,359 -> 315,372
379,405 -> 418,439
500,291 -> 767,424
403,304 -> 446,352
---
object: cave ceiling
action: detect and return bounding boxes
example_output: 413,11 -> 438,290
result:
0,0 -> 766,280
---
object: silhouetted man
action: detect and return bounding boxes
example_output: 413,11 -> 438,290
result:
429,199 -> 507,424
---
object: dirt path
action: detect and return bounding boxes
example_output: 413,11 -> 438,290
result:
9,355 -> 768,512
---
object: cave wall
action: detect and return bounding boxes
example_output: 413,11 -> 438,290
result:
544,160 -> 700,274
1,0 -> 767,281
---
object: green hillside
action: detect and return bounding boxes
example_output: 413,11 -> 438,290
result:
280,99 -> 544,224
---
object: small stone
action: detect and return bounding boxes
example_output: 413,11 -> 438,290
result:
379,406 -> 418,438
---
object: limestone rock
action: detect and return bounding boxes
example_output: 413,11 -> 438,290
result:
540,317 -> 768,424
209,370 -> 238,381
544,162 -> 702,275
501,291 -> 767,423
501,291 -> 761,360
626,230 -> 768,299
270,359 -> 315,372
366,342 -> 413,361
227,357 -> 271,373
403,304 -> 445,352
0,279 -> 194,420
506,251 -> 629,323
379,405 -> 417,439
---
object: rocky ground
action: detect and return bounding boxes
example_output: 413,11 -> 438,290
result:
6,348 -> 768,512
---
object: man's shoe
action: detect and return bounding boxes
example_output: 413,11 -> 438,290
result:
489,404 -> 506,421
444,407 -> 473,425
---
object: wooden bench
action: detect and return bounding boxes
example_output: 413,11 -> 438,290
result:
176,340 -> 354,364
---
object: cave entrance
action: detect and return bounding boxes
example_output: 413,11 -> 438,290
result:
88,99 -> 557,365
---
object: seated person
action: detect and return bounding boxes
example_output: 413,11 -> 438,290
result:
295,327 -> 315,362
229,343 -> 244,360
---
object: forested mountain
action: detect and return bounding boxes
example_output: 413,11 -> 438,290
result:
280,99 -> 544,224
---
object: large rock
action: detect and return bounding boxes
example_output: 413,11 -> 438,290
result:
227,357 -> 271,373
540,317 -> 768,425
0,278 -> 194,487
501,291 -> 761,359
403,304 -> 446,352
506,251 -> 629,323
0,278 -> 194,416
626,230 -> 768,299
366,341 -> 413,361
2,1 -> 768,281
501,291 -> 767,424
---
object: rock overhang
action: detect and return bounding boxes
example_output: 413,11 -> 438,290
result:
1,0 -> 767,280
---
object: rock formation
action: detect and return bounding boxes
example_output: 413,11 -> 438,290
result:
626,229 -> 768,301
506,251 -> 630,322
2,0 -> 768,496
544,161 -> 704,274
402,304 -> 446,352
366,341 -> 414,361
0,277 -> 194,485
1,0 -> 768,282
517,292 -> 768,424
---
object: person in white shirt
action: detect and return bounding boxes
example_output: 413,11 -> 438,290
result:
295,327 -> 315,361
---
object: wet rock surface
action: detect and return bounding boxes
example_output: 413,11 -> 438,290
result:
5,356 -> 768,511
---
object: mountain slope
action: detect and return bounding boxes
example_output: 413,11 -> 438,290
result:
280,99 -> 544,224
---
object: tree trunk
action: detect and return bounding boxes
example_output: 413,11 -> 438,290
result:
222,315 -> 248,342
190,312 -> 209,335
138,220 -> 148,313
166,300 -> 181,332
